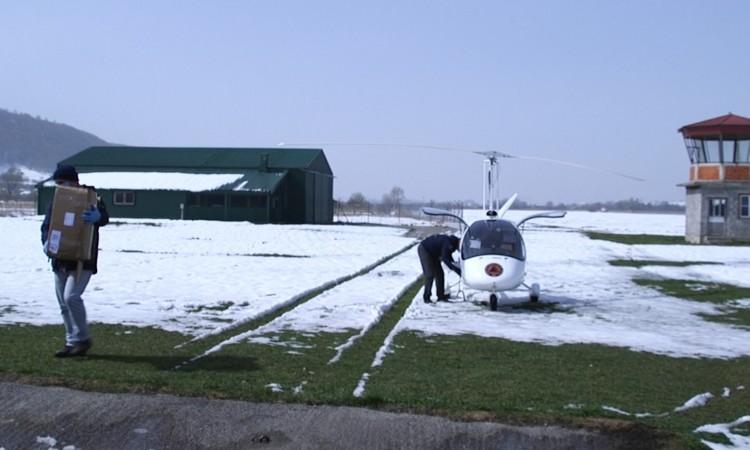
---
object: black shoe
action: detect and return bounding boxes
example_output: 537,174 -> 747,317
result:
423,298 -> 432,304
437,295 -> 450,302
54,346 -> 74,358
69,339 -> 92,357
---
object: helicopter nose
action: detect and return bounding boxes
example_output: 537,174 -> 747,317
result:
485,263 -> 503,277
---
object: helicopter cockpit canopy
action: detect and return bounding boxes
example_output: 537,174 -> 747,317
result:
461,219 -> 526,261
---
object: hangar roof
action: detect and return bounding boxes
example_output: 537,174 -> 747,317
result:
42,170 -> 288,193
59,146 -> 332,175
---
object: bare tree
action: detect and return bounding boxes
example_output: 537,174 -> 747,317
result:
382,186 -> 405,217
347,192 -> 369,215
0,167 -> 25,200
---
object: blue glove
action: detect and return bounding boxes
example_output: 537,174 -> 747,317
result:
82,206 -> 102,224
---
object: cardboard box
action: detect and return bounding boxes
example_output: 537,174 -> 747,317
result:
45,185 -> 98,261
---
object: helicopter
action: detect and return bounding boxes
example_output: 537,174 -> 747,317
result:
422,151 -> 566,310
277,141 -> 644,310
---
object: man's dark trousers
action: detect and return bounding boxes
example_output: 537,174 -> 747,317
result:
418,243 -> 445,301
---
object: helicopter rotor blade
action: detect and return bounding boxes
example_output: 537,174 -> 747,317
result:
279,141 -> 480,154
509,154 -> 646,182
278,142 -> 645,181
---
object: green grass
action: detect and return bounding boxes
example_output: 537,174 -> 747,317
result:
363,332 -> 749,447
5,317 -> 746,447
586,231 -> 750,246
633,279 -> 750,304
699,306 -> 750,329
634,278 -> 750,330
585,232 -> 689,245
4,271 -> 750,447
609,259 -> 722,268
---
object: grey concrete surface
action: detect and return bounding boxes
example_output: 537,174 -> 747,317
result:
0,382 -> 630,450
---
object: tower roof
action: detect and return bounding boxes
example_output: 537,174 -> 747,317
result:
679,113 -> 750,139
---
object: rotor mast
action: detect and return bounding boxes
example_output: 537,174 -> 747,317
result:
483,153 -> 501,211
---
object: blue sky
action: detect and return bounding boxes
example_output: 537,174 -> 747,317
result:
2,1 -> 749,203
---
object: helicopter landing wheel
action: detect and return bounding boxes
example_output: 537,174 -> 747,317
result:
489,294 -> 498,311
529,283 -> 540,303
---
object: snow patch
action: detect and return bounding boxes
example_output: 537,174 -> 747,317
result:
353,373 -> 370,398
293,381 -> 308,395
602,406 -> 631,416
695,415 -> 750,449
675,392 -> 714,412
36,435 -> 57,446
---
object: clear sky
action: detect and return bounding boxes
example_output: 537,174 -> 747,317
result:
2,1 -> 749,204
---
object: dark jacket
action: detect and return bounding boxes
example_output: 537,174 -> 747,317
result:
420,234 -> 461,275
41,186 -> 109,274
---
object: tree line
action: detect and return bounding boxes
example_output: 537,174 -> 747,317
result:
336,187 -> 684,219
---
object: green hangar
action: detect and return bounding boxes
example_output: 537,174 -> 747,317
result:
37,146 -> 334,224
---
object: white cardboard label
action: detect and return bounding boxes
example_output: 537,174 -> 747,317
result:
63,212 -> 75,227
48,230 -> 61,254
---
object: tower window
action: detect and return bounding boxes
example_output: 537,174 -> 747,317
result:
722,140 -> 736,163
738,141 -> 750,163
740,195 -> 750,218
709,198 -> 727,222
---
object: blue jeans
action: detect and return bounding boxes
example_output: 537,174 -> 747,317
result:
54,269 -> 92,345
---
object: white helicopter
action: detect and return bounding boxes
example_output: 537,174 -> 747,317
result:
422,151 -> 566,310
278,141 -> 643,310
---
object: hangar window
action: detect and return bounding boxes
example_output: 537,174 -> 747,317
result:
740,195 -> 750,218
113,191 -> 135,206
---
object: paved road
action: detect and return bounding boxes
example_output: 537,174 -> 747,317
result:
0,382 -> 636,450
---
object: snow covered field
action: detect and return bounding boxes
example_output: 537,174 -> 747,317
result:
398,227 -> 750,359
2,211 -> 750,361
0,217 -> 415,335
4,211 -> 750,447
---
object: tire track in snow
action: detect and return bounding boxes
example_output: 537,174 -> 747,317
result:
353,290 -> 422,397
174,241 -> 419,369
255,246 -> 422,365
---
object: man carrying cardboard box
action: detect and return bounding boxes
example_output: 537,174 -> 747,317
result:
41,165 -> 109,358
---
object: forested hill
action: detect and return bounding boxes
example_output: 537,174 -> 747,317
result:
0,108 -> 109,170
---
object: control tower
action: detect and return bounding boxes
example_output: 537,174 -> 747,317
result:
679,113 -> 750,243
